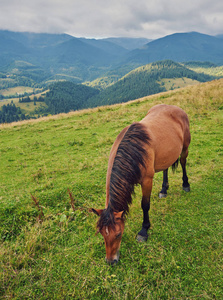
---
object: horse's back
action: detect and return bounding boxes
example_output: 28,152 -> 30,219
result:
140,104 -> 190,172
141,104 -> 190,139
143,104 -> 188,123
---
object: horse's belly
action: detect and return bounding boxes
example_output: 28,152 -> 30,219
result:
153,140 -> 182,172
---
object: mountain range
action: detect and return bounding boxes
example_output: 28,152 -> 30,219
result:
124,32 -> 223,65
0,30 -> 223,84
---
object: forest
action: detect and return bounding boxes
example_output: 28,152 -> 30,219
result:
85,60 -> 214,107
40,81 -> 99,114
0,60 -> 217,123
0,102 -> 27,123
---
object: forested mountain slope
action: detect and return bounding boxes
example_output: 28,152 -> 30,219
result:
0,60 -> 216,123
86,60 -> 214,107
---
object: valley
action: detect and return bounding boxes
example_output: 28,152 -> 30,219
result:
1,30 -> 223,124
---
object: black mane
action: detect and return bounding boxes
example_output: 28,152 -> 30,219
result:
97,122 -> 150,230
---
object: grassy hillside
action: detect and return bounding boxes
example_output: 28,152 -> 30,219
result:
0,79 -> 223,299
159,77 -> 199,90
184,61 -> 223,77
0,82 -> 99,123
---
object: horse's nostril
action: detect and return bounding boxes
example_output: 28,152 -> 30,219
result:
106,258 -> 118,265
111,259 -> 118,265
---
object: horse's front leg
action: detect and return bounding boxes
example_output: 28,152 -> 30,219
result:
137,177 -> 153,242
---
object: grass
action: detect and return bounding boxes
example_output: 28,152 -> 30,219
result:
159,77 -> 199,90
0,86 -> 34,97
187,65 -> 223,78
0,88 -> 48,114
0,79 -> 223,299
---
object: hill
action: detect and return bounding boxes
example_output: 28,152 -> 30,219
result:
0,31 -> 124,84
184,61 -> 223,78
1,60 -> 216,123
0,31 -> 134,83
1,30 -> 223,89
0,79 -> 222,299
0,81 -> 99,123
216,34 -> 223,39
0,60 -> 216,123
123,32 -> 223,65
102,37 -> 151,50
86,60 -> 214,107
41,81 -> 99,114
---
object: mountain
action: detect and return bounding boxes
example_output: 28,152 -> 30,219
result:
123,32 -> 223,65
0,31 -> 129,82
102,37 -> 151,50
0,30 -> 72,48
78,38 -> 128,56
0,31 -> 31,67
85,60 -> 214,108
1,30 -> 223,87
216,34 -> 223,39
41,37 -> 115,66
0,31 -> 73,67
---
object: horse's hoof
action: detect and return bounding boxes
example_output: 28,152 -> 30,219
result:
159,193 -> 167,198
137,234 -> 148,242
183,186 -> 190,192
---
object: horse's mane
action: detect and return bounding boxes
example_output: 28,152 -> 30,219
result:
97,122 -> 150,230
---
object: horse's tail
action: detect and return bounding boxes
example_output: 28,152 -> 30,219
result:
172,159 -> 179,172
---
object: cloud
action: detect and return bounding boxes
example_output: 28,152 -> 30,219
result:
0,0 -> 223,38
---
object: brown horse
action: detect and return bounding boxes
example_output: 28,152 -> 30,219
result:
92,104 -> 191,264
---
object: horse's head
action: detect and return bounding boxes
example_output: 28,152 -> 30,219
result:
92,208 -> 125,265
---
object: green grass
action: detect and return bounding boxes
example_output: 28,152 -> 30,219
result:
0,86 -> 34,97
0,88 -> 48,114
187,65 -> 223,78
0,79 -> 223,299
159,77 -> 199,90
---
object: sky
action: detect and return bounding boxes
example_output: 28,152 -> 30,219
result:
0,0 -> 223,39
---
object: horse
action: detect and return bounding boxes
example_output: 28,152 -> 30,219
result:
92,104 -> 191,265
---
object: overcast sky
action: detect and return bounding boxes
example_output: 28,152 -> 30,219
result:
0,0 -> 223,39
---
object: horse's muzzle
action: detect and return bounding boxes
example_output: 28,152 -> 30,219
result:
106,251 -> 120,265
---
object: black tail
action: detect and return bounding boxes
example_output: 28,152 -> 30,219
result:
172,159 -> 179,172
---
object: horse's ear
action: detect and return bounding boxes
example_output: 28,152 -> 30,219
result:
114,211 -> 125,220
91,208 -> 104,216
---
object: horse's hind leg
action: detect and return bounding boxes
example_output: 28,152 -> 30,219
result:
137,177 -> 153,242
159,169 -> 169,198
180,149 -> 190,192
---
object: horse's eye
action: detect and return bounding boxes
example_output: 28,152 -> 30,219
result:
116,233 -> 121,239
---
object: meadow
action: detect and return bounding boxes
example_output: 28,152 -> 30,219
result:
0,79 -> 222,299
0,88 -> 48,114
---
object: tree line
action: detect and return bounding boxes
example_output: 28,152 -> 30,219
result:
0,102 -> 27,123
34,81 -> 99,115
19,96 -> 45,103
